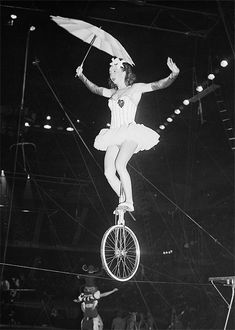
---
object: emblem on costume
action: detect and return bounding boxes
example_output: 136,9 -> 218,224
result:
118,99 -> 125,108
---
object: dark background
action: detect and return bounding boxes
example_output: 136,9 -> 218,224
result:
0,1 -> 234,329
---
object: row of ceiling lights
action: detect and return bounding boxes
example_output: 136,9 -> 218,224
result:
24,116 -> 81,132
157,58 -> 230,132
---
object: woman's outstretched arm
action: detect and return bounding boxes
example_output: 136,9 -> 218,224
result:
76,65 -> 113,98
135,57 -> 180,93
100,288 -> 118,298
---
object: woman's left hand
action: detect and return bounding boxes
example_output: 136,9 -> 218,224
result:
167,57 -> 180,75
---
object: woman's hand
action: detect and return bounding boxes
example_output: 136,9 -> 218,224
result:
167,57 -> 180,76
76,65 -> 83,77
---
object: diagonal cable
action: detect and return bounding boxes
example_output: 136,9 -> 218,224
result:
33,61 -> 110,221
129,164 -> 235,259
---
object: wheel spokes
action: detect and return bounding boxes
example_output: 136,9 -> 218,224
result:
101,225 -> 140,281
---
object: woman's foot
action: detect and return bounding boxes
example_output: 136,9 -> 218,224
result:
118,201 -> 134,212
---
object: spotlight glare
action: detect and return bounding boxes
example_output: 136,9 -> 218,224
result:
46,115 -> 51,120
30,26 -> 36,31
24,122 -> 30,127
183,99 -> 189,105
196,85 -> 203,92
27,174 -> 30,179
66,127 -> 74,131
106,123 -> 111,127
220,59 -> 228,68
208,73 -> 215,80
76,119 -> 80,123
159,125 -> 165,130
11,14 -> 17,20
44,124 -> 51,129
166,117 -> 173,122
1,170 -> 5,177
174,109 -> 181,115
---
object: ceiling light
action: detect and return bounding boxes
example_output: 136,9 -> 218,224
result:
208,73 -> 215,80
183,99 -> 189,105
174,109 -> 181,115
159,125 -> 165,130
66,127 -> 74,131
46,115 -> 51,120
220,59 -> 228,67
166,117 -> 173,122
196,85 -> 203,92
44,124 -> 51,129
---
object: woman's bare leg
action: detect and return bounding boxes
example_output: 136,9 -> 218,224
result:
115,140 -> 138,205
104,145 -> 121,197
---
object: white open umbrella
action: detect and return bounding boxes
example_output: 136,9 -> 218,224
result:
51,16 -> 134,66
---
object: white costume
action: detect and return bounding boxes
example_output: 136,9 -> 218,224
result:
94,95 -> 160,153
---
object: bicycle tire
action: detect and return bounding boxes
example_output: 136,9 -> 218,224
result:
100,224 -> 140,281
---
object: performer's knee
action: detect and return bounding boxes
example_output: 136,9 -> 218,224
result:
104,168 -> 116,182
115,160 -> 126,176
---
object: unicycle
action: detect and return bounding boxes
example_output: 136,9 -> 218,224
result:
100,207 -> 140,282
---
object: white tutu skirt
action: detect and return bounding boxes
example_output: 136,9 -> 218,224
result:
94,122 -> 160,153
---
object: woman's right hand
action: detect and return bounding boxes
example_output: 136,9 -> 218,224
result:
76,65 -> 83,77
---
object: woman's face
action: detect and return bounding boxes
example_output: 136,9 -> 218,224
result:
109,65 -> 126,84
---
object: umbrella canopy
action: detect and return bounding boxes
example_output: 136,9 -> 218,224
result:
51,16 -> 135,66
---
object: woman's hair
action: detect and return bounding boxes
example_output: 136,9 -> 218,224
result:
108,62 -> 136,89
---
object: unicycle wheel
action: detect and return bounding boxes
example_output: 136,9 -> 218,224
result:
100,225 -> 140,282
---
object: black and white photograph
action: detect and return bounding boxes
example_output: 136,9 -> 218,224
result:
0,1 -> 234,329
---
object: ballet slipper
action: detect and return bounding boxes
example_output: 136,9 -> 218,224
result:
113,206 -> 126,215
118,202 -> 134,212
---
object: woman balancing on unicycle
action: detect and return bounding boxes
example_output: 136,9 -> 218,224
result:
76,57 -> 179,212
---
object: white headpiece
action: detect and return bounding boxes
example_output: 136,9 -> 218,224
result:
110,57 -> 125,69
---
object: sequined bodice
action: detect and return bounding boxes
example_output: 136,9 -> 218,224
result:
108,96 -> 137,129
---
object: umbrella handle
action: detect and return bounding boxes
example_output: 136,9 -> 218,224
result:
80,34 -> 97,67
